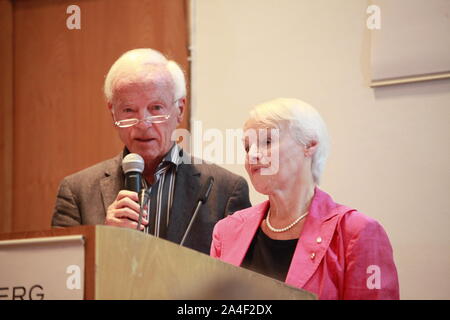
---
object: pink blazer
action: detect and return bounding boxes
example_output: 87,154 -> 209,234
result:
210,188 -> 399,300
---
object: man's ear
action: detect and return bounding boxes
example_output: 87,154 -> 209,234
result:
107,103 -> 115,122
176,98 -> 186,124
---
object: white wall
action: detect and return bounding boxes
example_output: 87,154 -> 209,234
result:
190,0 -> 450,299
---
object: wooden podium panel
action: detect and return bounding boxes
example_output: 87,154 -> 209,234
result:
0,226 -> 316,300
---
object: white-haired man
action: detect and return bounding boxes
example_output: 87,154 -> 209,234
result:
52,49 -> 251,254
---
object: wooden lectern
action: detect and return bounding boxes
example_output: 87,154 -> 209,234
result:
0,226 -> 316,300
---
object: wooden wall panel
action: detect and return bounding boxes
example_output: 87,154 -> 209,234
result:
12,0 -> 190,232
0,0 -> 13,233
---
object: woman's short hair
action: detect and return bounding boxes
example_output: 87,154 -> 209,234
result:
103,48 -> 186,104
248,98 -> 330,184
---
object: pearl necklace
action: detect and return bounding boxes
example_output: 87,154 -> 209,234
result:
266,209 -> 309,233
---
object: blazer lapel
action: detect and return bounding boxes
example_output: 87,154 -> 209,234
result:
166,163 -> 201,244
285,188 -> 354,289
228,201 -> 269,266
99,153 -> 124,213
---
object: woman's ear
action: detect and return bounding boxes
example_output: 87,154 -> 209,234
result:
305,140 -> 318,157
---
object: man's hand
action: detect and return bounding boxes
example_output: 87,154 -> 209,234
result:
105,190 -> 148,230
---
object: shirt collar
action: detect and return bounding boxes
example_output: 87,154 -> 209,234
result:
162,143 -> 183,167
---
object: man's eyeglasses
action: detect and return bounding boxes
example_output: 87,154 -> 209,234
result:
113,99 -> 181,128
114,114 -> 171,128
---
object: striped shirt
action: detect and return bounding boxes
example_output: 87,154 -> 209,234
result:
141,143 -> 183,237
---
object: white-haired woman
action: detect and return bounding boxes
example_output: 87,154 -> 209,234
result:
210,98 -> 399,300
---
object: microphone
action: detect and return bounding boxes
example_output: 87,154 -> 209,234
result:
122,153 -> 147,231
180,176 -> 214,246
122,153 -> 145,193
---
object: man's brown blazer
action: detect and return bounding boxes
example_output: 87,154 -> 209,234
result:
52,151 -> 252,254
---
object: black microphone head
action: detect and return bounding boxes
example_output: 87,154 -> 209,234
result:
199,177 -> 214,203
122,153 -> 145,174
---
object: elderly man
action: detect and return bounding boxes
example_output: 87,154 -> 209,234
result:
52,48 -> 251,254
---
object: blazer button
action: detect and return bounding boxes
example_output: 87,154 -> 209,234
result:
316,237 -> 322,244
310,252 -> 316,260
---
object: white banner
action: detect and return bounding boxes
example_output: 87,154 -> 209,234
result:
0,235 -> 85,300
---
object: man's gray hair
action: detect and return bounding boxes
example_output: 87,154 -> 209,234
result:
248,98 -> 330,184
103,48 -> 186,104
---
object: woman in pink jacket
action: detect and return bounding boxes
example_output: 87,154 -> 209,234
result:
210,98 -> 399,300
